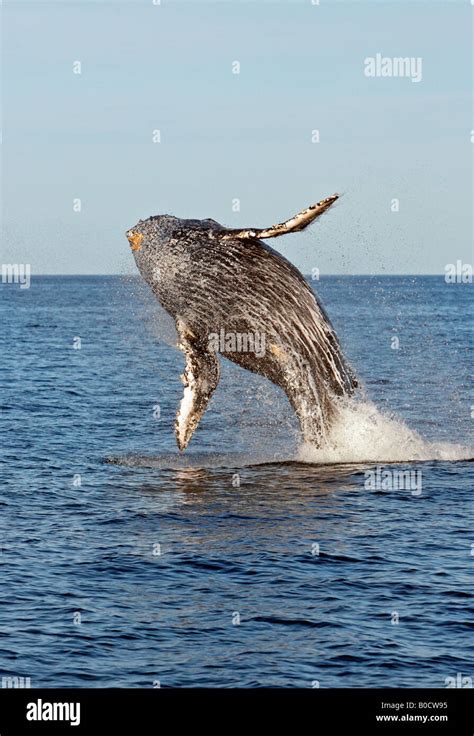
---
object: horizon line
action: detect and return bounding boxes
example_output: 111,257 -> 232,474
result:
18,273 -> 448,278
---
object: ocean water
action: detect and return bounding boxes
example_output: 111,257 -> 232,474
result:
1,275 -> 472,688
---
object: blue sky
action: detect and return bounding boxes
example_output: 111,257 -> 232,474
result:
2,0 -> 472,274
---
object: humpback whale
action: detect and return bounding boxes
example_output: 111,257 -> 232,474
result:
126,194 -> 357,450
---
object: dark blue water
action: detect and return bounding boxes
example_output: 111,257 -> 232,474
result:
1,275 -> 472,687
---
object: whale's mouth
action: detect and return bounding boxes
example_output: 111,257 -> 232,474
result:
127,231 -> 144,251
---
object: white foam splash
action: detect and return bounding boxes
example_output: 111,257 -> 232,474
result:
297,398 -> 473,464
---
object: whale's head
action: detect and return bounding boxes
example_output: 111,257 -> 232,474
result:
126,214 -> 178,260
126,214 -> 226,300
126,215 -> 188,283
127,215 -> 224,256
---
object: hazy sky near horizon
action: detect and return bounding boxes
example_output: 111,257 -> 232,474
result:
2,0 -> 472,275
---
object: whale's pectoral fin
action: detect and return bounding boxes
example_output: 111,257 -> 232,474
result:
175,320 -> 220,451
222,194 -> 339,240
